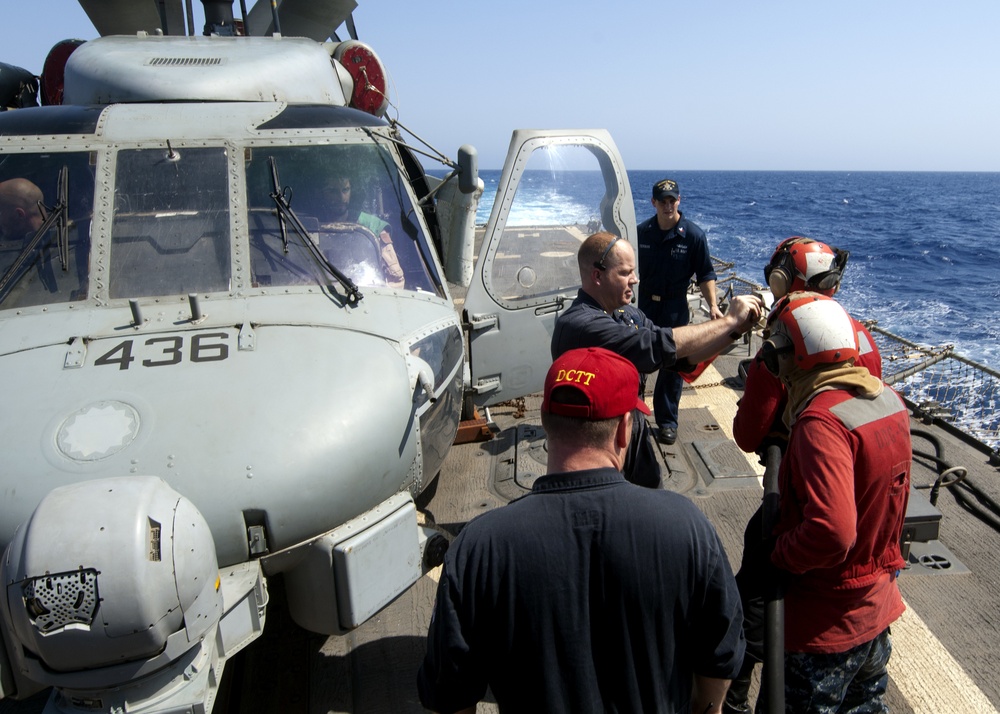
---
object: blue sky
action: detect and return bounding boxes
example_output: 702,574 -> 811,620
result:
6,1 -> 999,171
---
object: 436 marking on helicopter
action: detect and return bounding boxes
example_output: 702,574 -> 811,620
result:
94,333 -> 230,370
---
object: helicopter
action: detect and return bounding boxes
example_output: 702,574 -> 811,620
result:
0,0 -> 637,711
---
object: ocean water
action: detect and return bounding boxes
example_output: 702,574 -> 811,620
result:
475,170 -> 1000,370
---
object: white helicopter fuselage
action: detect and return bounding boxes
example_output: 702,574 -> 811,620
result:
1,99 -> 461,568
0,35 -> 466,710
0,26 -> 636,713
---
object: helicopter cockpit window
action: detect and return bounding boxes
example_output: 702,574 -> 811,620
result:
488,145 -> 610,305
0,152 -> 94,310
110,147 -> 231,299
245,144 -> 441,296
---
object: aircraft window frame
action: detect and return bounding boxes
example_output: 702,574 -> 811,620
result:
243,141 -> 444,297
480,140 -> 626,310
109,146 -> 232,300
0,150 -> 96,310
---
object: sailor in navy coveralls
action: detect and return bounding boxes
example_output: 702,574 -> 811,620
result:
637,178 -> 721,445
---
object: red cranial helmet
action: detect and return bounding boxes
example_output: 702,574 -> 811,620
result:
764,292 -> 859,372
764,236 -> 849,298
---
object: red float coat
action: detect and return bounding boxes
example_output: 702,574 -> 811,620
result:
771,386 -> 910,653
733,318 -> 881,454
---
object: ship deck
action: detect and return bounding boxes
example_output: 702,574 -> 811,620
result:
224,326 -> 1000,713
4,325 -> 1000,714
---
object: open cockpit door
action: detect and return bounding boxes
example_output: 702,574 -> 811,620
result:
464,129 -> 634,407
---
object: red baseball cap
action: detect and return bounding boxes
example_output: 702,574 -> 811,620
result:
542,347 -> 651,419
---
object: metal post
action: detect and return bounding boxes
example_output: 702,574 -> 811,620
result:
762,444 -> 785,714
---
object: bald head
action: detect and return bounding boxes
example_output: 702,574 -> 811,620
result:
0,178 -> 44,240
0,179 -> 43,210
578,231 -> 638,313
579,231 -> 620,277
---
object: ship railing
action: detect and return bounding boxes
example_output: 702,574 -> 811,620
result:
869,323 -> 1000,462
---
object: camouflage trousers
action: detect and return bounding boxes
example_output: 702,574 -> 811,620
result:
784,628 -> 892,713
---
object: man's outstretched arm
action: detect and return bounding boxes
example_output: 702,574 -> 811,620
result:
674,294 -> 762,364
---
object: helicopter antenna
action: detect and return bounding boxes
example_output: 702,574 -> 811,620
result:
269,0 -> 282,35
239,0 -> 250,34
155,0 -> 170,35
367,123 -> 455,168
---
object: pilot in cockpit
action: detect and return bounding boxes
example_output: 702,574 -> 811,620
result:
321,174 -> 404,289
0,178 -> 45,243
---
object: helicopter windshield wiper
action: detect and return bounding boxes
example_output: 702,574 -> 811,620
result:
54,166 -> 69,270
267,156 -> 363,305
0,166 -> 70,306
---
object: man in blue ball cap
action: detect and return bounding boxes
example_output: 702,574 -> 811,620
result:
637,178 -> 722,446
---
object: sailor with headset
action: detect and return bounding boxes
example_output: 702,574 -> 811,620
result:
752,292 -> 909,713
725,236 -> 883,714
733,236 -> 881,453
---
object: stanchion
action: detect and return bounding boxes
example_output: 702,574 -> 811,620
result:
762,444 -> 784,714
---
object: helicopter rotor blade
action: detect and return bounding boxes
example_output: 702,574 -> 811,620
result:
245,0 -> 357,41
78,0 -> 187,37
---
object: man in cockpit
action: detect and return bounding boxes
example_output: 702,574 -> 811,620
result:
0,178 -> 44,242
322,174 -> 405,289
